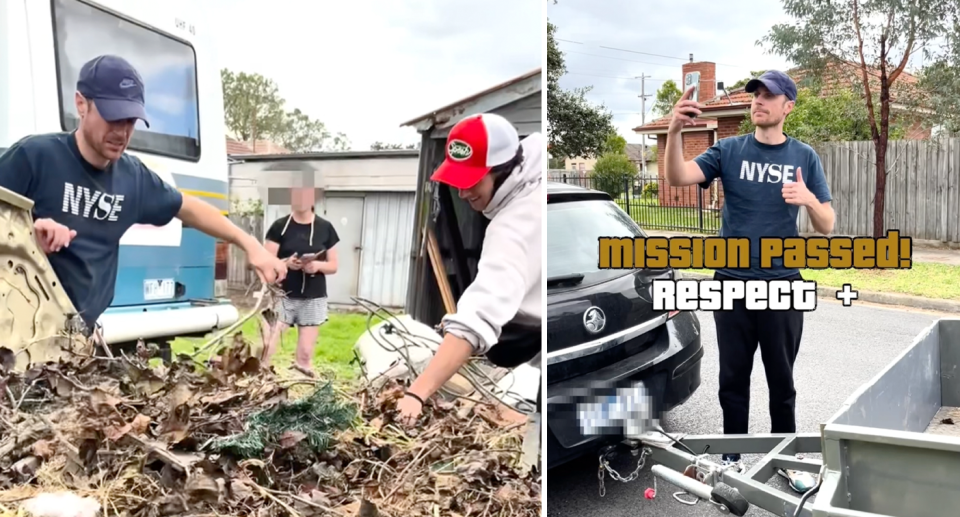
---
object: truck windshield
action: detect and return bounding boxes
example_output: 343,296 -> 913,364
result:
52,0 -> 201,160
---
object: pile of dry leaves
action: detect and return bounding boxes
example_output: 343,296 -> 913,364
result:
0,336 -> 540,517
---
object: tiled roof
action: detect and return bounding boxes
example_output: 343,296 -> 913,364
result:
634,58 -> 921,133
226,137 -> 253,155
632,114 -> 715,132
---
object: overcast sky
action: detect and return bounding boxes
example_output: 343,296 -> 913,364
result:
204,0 -> 541,150
548,0 -> 795,144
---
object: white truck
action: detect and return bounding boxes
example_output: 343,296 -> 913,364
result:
0,0 -> 238,363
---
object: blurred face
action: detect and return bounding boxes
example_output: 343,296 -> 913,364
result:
458,173 -> 495,211
291,187 -> 315,211
75,93 -> 136,164
750,85 -> 794,128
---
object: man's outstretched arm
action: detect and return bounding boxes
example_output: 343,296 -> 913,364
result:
176,196 -> 287,283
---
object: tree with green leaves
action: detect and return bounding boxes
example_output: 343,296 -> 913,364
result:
729,71 -> 768,90
762,0 -> 960,238
652,80 -> 683,117
603,133 -> 627,154
591,152 -> 637,199
738,87 -> 908,142
370,142 -> 420,150
590,132 -> 636,197
221,69 -> 350,152
547,20 -> 616,159
221,69 -> 286,144
917,59 -> 960,136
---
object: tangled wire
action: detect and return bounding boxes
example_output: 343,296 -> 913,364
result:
349,297 -> 538,416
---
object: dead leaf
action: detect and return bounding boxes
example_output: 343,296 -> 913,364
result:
130,414 -> 151,435
279,431 -> 307,449
31,439 -> 56,459
104,422 -> 133,442
89,388 -> 122,416
186,472 -> 220,503
0,347 -> 14,372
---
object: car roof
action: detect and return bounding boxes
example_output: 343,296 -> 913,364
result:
546,181 -> 612,202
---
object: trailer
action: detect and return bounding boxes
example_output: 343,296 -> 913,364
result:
594,318 -> 960,517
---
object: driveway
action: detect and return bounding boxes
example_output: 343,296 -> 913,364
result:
547,300 -> 947,517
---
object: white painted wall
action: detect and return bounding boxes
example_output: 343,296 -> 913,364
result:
229,155 -> 419,204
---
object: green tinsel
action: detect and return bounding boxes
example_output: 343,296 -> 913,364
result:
212,382 -> 356,459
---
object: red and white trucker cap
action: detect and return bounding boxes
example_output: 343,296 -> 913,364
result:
430,113 -> 520,189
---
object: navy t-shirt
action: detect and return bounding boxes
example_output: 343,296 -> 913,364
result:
694,133 -> 832,279
0,132 -> 183,329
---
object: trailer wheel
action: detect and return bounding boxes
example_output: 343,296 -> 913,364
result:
711,483 -> 749,516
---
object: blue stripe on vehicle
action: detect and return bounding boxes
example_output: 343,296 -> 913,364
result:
112,175 -> 229,308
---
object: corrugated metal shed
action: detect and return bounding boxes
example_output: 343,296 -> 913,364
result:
359,193 -> 416,307
400,68 -> 543,325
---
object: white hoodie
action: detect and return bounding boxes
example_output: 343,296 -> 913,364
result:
441,132 -> 543,354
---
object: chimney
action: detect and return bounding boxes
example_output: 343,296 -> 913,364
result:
682,60 -> 717,103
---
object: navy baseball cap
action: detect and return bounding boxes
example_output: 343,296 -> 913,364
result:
76,55 -> 150,127
745,70 -> 797,101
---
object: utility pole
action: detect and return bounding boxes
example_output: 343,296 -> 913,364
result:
637,74 -> 652,177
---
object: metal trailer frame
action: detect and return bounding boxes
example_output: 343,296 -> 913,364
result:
600,318 -> 960,517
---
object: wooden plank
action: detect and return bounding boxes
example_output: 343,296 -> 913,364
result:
916,140 -> 926,239
945,138 -> 960,242
941,140 -> 950,242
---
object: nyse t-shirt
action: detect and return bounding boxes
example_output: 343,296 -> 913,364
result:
694,133 -> 832,279
0,132 -> 183,328
265,214 -> 340,299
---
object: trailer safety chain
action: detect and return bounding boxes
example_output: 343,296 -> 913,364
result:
597,445 -> 652,497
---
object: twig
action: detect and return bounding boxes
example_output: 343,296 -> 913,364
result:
191,284 -> 271,359
258,485 -> 345,516
384,445 -> 435,500
248,480 -> 305,517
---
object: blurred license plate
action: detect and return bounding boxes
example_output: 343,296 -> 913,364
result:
577,381 -> 655,437
144,279 -> 175,300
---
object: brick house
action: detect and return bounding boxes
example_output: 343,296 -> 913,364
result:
633,58 -> 927,209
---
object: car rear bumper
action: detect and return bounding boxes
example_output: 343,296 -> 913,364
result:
546,311 -> 702,470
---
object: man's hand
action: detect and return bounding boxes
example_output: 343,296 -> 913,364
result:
397,394 -> 423,427
668,86 -> 703,134
782,167 -> 818,207
34,218 -> 76,253
248,245 -> 288,284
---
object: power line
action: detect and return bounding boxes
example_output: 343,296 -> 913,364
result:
557,37 -> 751,69
565,71 -> 670,81
564,50 -> 688,69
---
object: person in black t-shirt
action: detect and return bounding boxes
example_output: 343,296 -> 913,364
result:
262,187 -> 340,376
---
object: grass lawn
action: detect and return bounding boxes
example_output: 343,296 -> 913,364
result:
170,312 -> 380,380
682,262 -> 960,301
614,196 -> 722,233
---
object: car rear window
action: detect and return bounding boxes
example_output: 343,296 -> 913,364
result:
548,198 -> 645,280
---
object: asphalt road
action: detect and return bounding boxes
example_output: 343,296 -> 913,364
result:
546,300 -> 948,517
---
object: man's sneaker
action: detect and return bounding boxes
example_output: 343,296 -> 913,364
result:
721,454 -> 745,473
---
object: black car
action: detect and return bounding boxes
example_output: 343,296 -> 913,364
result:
546,181 -> 703,470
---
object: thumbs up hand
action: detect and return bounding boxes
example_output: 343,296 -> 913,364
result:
782,167 -> 817,207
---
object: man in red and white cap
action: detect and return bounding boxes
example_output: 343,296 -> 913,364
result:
398,113 -> 543,425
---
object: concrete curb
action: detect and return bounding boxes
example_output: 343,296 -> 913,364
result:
677,271 -> 960,314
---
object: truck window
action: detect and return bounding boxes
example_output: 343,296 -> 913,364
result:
52,0 -> 201,161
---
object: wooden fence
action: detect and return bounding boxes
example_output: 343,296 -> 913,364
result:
227,214 -> 263,291
551,137 -> 960,243
802,138 -> 960,242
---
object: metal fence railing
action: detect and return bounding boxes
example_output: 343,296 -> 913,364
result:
548,170 -> 723,235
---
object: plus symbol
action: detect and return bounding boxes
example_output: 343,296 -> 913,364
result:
836,284 -> 859,306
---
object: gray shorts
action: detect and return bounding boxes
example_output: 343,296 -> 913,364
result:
279,297 -> 329,327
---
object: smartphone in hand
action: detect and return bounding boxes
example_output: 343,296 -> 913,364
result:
685,71 -> 701,118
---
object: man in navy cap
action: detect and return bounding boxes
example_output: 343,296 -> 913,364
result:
0,54 -> 287,338
662,70 -> 835,477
